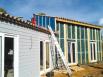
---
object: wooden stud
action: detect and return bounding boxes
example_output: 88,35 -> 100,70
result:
75,26 -> 78,64
87,28 -> 90,62
64,24 -> 68,62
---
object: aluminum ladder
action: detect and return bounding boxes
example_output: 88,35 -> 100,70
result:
48,26 -> 72,76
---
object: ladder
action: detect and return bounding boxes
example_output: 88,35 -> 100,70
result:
49,36 -> 56,68
48,26 -> 72,76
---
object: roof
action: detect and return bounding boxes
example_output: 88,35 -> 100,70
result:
0,12 -> 51,34
56,17 -> 103,29
35,14 -> 103,29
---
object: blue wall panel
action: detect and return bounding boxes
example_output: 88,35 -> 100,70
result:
35,15 -> 55,30
39,16 -> 42,26
43,16 -> 46,27
50,17 -> 55,30
35,15 -> 38,26
46,16 -> 49,28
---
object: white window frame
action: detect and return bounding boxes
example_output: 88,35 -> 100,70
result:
44,40 -> 51,70
90,42 -> 97,62
0,33 -> 4,77
0,33 -> 19,77
40,40 -> 53,75
68,41 -> 77,65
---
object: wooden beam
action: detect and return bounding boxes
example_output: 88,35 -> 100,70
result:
56,18 -> 103,29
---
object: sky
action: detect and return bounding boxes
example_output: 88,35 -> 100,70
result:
0,0 -> 103,26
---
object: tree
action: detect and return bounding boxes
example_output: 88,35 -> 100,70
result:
0,8 -> 7,13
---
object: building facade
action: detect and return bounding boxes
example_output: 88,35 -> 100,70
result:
0,13 -> 55,77
34,14 -> 103,65
0,12 -> 102,77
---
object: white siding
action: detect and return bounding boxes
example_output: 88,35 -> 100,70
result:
0,37 -> 2,77
0,21 -> 50,77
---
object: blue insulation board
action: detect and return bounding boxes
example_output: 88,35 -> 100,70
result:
35,15 -> 55,31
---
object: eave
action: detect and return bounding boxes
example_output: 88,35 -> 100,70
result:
56,17 -> 103,29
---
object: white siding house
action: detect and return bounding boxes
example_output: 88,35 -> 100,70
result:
0,13 -> 54,77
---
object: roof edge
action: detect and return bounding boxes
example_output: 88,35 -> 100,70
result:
0,12 -> 51,34
56,17 -> 103,29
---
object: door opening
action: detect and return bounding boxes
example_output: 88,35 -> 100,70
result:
4,37 -> 14,77
40,41 -> 43,71
68,42 -> 76,64
90,42 -> 97,62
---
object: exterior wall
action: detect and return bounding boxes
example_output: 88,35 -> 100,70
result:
56,21 -> 103,65
33,15 -> 103,65
0,21 -> 50,77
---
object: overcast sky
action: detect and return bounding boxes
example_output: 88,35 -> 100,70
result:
0,0 -> 103,25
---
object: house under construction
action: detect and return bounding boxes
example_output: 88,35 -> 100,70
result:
35,14 -> 103,64
34,14 -> 103,75
0,12 -> 102,77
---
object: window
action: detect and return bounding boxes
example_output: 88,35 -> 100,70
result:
56,23 -> 59,32
0,34 -> 19,77
40,40 -> 51,72
68,24 -> 71,39
60,39 -> 64,52
68,24 -> 75,39
81,27 -> 84,39
60,23 -> 64,38
40,41 -> 43,70
68,42 -> 71,63
90,29 -> 93,40
93,29 -> 95,40
5,37 -> 14,77
77,26 -> 80,39
72,26 -> 75,39
72,43 -> 75,63
85,28 -> 87,39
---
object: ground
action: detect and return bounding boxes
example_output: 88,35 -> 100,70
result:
71,63 -> 103,77
52,63 -> 103,77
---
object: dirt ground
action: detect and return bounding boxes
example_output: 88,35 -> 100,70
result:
53,63 -> 103,77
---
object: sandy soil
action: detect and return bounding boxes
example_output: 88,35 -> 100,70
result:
53,63 -> 103,77
41,63 -> 103,77
72,63 -> 103,77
